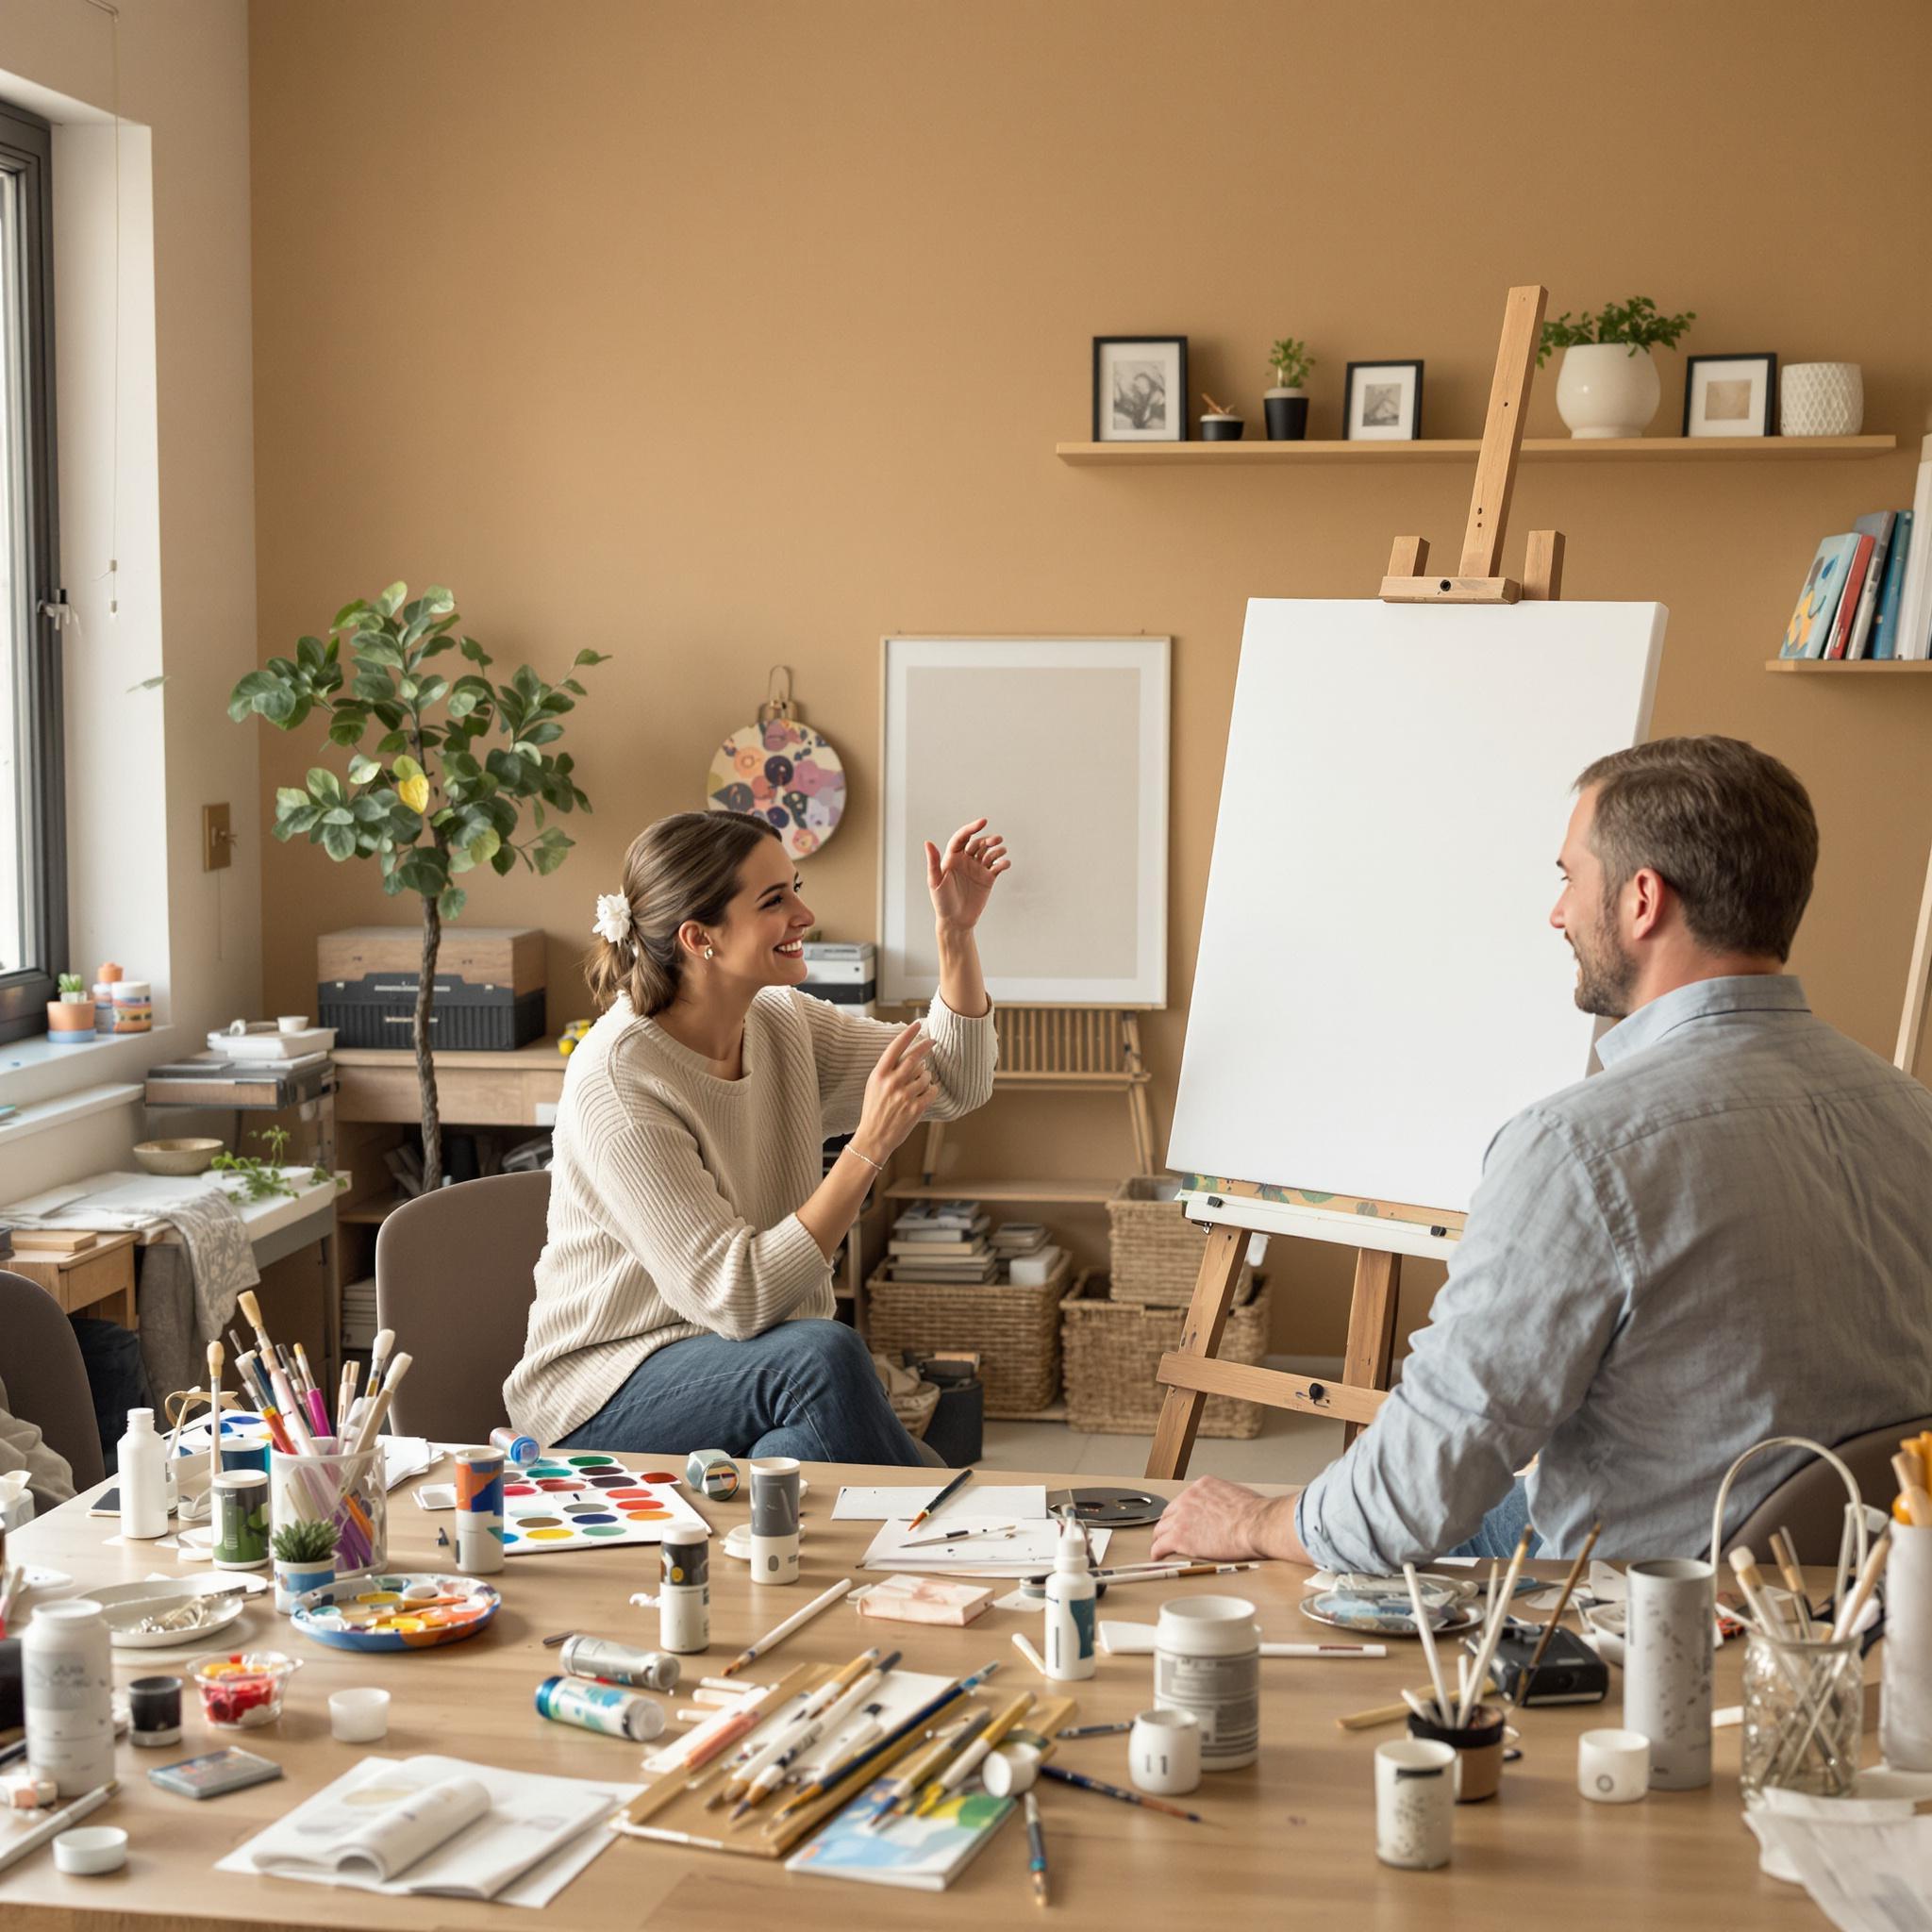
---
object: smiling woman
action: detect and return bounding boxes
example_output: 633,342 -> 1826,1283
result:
504,809 -> 1008,1463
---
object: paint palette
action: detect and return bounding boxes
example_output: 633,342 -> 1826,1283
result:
291,1572 -> 499,1651
501,1455 -> 711,1556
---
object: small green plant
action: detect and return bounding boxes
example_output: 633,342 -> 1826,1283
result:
1268,337 -> 1315,389
212,1125 -> 340,1202
1538,296 -> 1695,367
271,1516 -> 339,1565
57,972 -> 85,997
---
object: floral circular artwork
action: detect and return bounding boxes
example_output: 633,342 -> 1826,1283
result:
707,716 -> 847,859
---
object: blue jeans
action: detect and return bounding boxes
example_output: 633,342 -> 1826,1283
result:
558,1319 -> 925,1466
1446,1474 -> 1545,1560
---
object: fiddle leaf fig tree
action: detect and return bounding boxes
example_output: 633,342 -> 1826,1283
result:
230,582 -> 609,1191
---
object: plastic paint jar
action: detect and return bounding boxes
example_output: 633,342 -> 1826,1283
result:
490,1426 -> 541,1467
1153,1594 -> 1261,1771
534,1675 -> 664,1741
658,1524 -> 710,1653
110,980 -> 152,1033
23,1600 -> 115,1795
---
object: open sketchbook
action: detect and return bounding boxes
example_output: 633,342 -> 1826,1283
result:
216,1754 -> 639,1907
860,1514 -> 1111,1578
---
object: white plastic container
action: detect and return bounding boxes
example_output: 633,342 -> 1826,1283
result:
1882,1524 -> 1932,1771
1623,1557 -> 1713,1790
118,1407 -> 168,1540
1129,1707 -> 1202,1796
1154,1594 -> 1260,1770
658,1524 -> 710,1653
23,1599 -> 115,1795
1043,1519 -> 1097,1681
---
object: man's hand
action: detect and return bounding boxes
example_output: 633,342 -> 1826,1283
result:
1148,1475 -> 1279,1563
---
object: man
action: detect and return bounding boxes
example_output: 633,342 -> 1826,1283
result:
1151,736 -> 1932,1570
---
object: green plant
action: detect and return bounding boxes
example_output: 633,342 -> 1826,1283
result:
1268,337 -> 1315,389
229,583 -> 608,1190
270,1516 -> 339,1565
56,972 -> 85,997
1537,296 -> 1696,367
212,1125 -> 337,1202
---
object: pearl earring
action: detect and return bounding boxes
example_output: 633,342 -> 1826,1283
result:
704,945 -> 715,959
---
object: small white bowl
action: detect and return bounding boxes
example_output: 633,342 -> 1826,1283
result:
277,1015 -> 309,1034
132,1138 -> 223,1177
54,1825 -> 127,1874
330,1686 -> 391,1743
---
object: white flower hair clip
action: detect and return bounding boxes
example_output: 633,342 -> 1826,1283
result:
592,891 -> 636,949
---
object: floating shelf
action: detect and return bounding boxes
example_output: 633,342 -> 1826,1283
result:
1765,659 -> 1932,675
1056,434 -> 1897,467
882,1178 -> 1118,1206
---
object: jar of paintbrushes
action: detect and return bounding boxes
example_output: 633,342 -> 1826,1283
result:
268,1445 -> 386,1591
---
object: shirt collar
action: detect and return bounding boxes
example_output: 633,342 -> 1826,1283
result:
1595,974 -> 1809,1069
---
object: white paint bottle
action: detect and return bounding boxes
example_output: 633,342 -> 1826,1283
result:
24,1599 -> 115,1795
118,1407 -> 168,1541
1154,1594 -> 1261,1770
1043,1518 -> 1097,1681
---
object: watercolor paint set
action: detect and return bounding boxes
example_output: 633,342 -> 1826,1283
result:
502,1456 -> 711,1555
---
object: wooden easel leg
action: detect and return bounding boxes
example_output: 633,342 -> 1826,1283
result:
1340,1248 -> 1402,1450
1523,529 -> 1565,602
1387,536 -> 1429,580
1145,1225 -> 1248,1481
1895,839 -> 1932,1075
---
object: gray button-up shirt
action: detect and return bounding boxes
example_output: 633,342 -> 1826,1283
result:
1296,974 -> 1932,1569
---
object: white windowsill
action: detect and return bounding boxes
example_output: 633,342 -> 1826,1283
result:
0,1081 -> 144,1145
0,1026 -> 178,1115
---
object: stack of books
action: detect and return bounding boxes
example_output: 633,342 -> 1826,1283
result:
1780,443 -> 1932,661
341,1274 -> 379,1350
991,1223 -> 1048,1263
882,1199 -> 996,1283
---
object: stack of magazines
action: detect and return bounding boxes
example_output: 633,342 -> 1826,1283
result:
882,1200 -> 994,1283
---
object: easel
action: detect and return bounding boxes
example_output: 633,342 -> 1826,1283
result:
1146,284 -> 1566,1482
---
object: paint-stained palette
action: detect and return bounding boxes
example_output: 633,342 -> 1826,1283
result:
503,1455 -> 711,1556
291,1573 -> 499,1651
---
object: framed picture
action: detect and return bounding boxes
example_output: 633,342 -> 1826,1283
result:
1683,354 -> 1777,437
1343,360 -> 1424,441
1092,337 -> 1189,442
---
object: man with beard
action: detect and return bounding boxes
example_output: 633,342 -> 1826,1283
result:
1150,736 -> 1932,1568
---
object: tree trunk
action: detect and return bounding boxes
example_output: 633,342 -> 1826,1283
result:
416,891 -> 442,1192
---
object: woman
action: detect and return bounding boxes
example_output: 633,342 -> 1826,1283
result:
504,809 -> 1007,1463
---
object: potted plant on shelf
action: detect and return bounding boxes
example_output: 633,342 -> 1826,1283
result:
46,973 -> 96,1044
1265,337 -> 1315,440
270,1515 -> 339,1614
1539,296 -> 1696,440
1199,392 -> 1244,441
229,583 -> 609,1191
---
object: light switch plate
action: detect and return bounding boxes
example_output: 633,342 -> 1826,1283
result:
202,802 -> 232,871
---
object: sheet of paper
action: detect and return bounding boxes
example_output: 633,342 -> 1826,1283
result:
831,1483 -> 1045,1522
860,1515 -> 1110,1577
1743,1808 -> 1932,1931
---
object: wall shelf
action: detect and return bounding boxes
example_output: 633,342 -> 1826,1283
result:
1765,659 -> 1932,675
1056,434 -> 1897,467
882,1177 -> 1118,1206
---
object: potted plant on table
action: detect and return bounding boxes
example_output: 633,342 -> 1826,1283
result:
1265,337 -> 1315,440
270,1515 -> 339,1614
46,973 -> 96,1044
1539,296 -> 1696,439
229,583 -> 609,1191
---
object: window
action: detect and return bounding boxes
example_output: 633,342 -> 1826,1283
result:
0,105 -> 61,1046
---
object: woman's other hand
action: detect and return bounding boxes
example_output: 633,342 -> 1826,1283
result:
854,1022 -> 939,1162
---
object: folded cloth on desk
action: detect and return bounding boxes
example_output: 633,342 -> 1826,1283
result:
133,1190 -> 260,1405
1743,1781 -> 1932,1924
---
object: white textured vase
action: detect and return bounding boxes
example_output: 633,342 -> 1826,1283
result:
1781,362 -> 1863,437
1555,342 -> 1661,439
1624,1558 -> 1713,1790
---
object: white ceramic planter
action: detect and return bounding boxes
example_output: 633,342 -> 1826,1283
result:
1781,362 -> 1863,437
1556,342 -> 1661,439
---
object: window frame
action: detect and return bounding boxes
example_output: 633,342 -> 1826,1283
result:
0,103 -> 64,1047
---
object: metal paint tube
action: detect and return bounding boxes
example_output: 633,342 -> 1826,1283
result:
534,1675 -> 665,1742
558,1636 -> 681,1692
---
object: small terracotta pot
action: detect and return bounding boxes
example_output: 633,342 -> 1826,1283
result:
47,997 -> 98,1041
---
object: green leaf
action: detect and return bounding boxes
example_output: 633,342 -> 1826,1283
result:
275,786 -> 310,814
372,701 -> 406,730
331,598 -> 372,630
574,649 -> 612,667
352,664 -> 398,705
438,885 -> 467,921
522,719 -> 564,746
261,687 -> 298,725
467,826 -> 501,867
375,729 -> 408,755
376,581 -> 408,618
325,703 -> 371,747
459,636 -> 493,670
349,793 -> 388,824
321,820 -> 358,861
415,675 -> 449,708
307,766 -> 344,803
560,677 -> 586,696
447,845 -> 475,874
392,752 -> 425,783
346,753 -> 382,785
491,843 -> 517,876
294,635 -> 326,672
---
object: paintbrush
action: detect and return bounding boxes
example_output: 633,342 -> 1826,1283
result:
1507,1519 -> 1601,1714
1769,1527 -> 1816,1637
1403,1562 -> 1453,1724
205,1341 -> 225,1503
1458,1526 -> 1533,1729
915,1690 -> 1034,1816
860,1713 -> 988,1830
1831,1527 -> 1892,1641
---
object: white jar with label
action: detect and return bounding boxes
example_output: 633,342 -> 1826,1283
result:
1153,1594 -> 1260,1770
23,1598 -> 116,1795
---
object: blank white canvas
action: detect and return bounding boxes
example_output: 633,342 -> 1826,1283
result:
881,638 -> 1169,1006
1168,598 -> 1665,1214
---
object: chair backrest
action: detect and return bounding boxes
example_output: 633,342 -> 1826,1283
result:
0,1268 -> 108,1490
1722,1415 -> 1932,1564
374,1171 -> 551,1442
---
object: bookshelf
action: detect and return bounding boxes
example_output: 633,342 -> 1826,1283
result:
1056,434 -> 1897,467
1765,659 -> 1932,675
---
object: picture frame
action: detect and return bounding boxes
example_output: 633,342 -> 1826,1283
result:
1342,360 -> 1424,441
1092,337 -> 1189,442
1682,354 -> 1777,438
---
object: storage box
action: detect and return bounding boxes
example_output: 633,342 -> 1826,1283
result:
318,926 -> 546,1051
1107,1175 -> 1253,1307
866,1252 -> 1072,1415
1060,1270 -> 1271,1439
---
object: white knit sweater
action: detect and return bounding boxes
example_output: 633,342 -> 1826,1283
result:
503,987 -> 998,1443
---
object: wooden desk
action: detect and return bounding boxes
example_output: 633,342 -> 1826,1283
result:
0,1464 -> 1856,1929
333,1041 -> 565,1129
5,1233 -> 140,1328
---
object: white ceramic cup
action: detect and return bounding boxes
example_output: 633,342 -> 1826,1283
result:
330,1687 -> 391,1743
276,1014 -> 309,1034
1374,1738 -> 1456,1870
1577,1727 -> 1650,1804
1129,1707 -> 1202,1797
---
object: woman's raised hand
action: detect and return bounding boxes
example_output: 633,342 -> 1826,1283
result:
854,1022 -> 940,1163
925,818 -> 1009,931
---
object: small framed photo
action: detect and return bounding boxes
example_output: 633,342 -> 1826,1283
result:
1683,354 -> 1777,437
1343,360 -> 1424,441
1093,336 -> 1189,442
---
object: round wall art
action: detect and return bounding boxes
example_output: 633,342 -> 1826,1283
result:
706,667 -> 847,859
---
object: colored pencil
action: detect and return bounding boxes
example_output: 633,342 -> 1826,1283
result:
1041,1763 -> 1206,1823
904,1466 -> 975,1534
720,1577 -> 855,1678
1024,1790 -> 1048,1906
1509,1519 -> 1600,1713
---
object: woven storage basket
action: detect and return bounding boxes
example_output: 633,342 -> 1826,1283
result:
1061,1270 -> 1271,1439
1107,1176 -> 1253,1307
866,1253 -> 1073,1416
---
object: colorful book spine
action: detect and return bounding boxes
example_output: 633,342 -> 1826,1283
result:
1844,511 -> 1897,658
1871,509 -> 1914,659
1825,534 -> 1875,658
1779,535 -> 1859,659
1893,438 -> 1932,661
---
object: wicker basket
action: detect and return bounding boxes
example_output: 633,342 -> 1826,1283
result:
866,1253 -> 1073,1416
1061,1270 -> 1270,1439
1107,1176 -> 1252,1307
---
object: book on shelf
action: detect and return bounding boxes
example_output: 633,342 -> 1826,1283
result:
1893,434 -> 1932,661
1871,509 -> 1914,658
145,1051 -> 334,1109
1779,534 -> 1862,659
1841,512 -> 1897,658
1824,532 -> 1876,658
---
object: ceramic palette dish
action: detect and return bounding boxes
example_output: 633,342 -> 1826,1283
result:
501,1455 -> 712,1555
1301,1586 -> 1482,1638
291,1572 -> 500,1651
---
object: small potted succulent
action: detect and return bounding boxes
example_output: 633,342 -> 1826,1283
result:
1539,296 -> 1696,440
46,973 -> 97,1044
271,1515 -> 340,1613
1199,391 -> 1244,441
1265,337 -> 1315,440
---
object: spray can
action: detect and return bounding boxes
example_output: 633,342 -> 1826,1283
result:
534,1675 -> 664,1741
490,1426 -> 541,1468
1043,1517 -> 1097,1681
749,1456 -> 801,1586
455,1446 -> 506,1575
558,1636 -> 681,1692
658,1524 -> 710,1653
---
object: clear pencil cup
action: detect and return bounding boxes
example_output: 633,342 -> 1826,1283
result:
268,1446 -> 386,1585
1740,1629 -> 1862,1800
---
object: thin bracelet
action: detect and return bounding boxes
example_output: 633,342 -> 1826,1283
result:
844,1144 -> 886,1175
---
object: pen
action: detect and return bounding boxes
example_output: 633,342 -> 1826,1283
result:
905,1466 -> 975,1534
1024,1790 -> 1048,1907
1041,1763 -> 1207,1823
721,1577 -> 855,1678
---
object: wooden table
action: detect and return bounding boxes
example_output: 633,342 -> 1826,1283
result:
1,1461 -> 1854,1929
6,1233 -> 140,1327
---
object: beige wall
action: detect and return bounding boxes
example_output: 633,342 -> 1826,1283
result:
248,0 -> 1932,1350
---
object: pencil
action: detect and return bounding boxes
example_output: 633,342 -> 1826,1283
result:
1041,1763 -> 1206,1823
905,1466 -> 975,1534
720,1577 -> 855,1678
1024,1790 -> 1048,1906
1511,1519 -> 1601,1711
